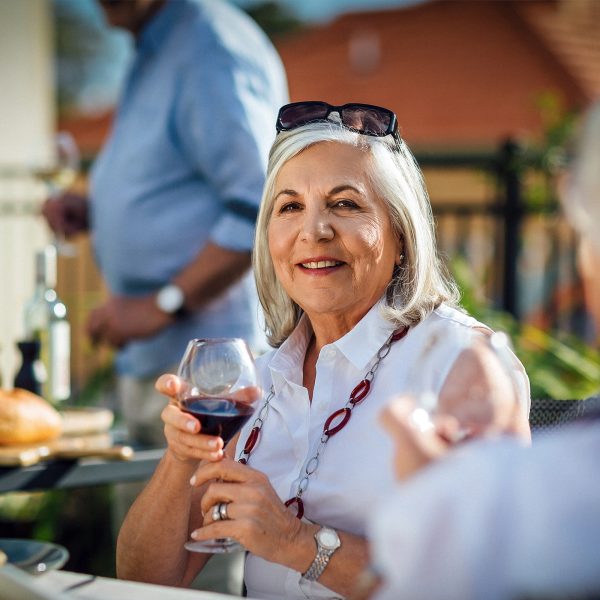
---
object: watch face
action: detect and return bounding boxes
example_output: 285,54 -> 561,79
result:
318,528 -> 340,550
156,284 -> 184,314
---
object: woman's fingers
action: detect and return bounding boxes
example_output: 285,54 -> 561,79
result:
163,424 -> 224,463
160,401 -> 224,464
162,403 -> 198,434
200,491 -> 247,528
188,463 -> 303,563
198,474 -> 268,518
190,455 -> 256,487
155,373 -> 181,400
190,457 -> 262,488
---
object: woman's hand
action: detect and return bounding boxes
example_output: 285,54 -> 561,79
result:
155,374 -> 225,464
189,461 -> 372,597
189,458 -> 308,565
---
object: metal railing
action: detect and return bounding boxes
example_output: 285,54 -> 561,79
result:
420,140 -> 584,337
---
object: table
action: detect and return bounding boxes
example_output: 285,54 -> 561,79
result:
0,448 -> 164,494
2,568 -> 250,600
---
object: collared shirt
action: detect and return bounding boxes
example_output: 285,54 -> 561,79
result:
369,419 -> 600,600
235,301 -> 523,599
90,0 -> 288,376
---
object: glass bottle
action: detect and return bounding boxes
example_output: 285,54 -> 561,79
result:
24,245 -> 71,403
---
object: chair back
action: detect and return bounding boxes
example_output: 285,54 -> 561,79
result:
529,396 -> 600,435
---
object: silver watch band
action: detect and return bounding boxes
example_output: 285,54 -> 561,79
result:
302,527 -> 341,582
302,548 -> 336,582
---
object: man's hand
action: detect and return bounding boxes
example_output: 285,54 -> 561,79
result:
379,397 -> 455,481
41,193 -> 90,237
87,294 -> 173,348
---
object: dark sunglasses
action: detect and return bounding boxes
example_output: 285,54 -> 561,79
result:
276,101 -> 399,139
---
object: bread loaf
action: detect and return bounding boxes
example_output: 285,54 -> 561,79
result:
0,388 -> 62,445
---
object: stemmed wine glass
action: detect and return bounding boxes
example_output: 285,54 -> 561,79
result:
177,337 -> 261,553
406,324 -> 524,443
36,132 -> 80,256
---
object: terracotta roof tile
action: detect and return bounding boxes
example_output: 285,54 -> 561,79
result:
62,1 -> 600,152
516,0 -> 600,98
275,0 -> 599,148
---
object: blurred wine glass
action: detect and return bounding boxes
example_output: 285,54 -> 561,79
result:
35,132 -> 80,256
177,337 -> 261,553
406,324 -> 524,444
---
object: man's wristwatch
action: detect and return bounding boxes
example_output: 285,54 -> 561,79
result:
156,284 -> 188,319
302,527 -> 341,582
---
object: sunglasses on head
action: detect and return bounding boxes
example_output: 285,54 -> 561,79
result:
276,101 -> 399,140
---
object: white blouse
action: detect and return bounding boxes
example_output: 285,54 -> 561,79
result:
235,300 -> 530,600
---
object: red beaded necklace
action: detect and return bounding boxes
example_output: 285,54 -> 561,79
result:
237,326 -> 409,520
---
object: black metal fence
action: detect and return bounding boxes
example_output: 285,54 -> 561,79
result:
418,140 -> 586,337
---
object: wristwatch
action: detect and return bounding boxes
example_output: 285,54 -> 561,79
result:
155,284 -> 188,319
302,527 -> 341,582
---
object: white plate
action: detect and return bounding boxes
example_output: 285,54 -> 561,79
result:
0,538 -> 69,575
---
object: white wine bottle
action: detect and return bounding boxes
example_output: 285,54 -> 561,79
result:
24,246 -> 71,403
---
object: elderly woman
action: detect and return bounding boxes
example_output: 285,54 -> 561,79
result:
117,101 -> 530,599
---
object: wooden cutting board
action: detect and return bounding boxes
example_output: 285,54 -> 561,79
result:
0,433 -> 133,467
0,407 -> 133,467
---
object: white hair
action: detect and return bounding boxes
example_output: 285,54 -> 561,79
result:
253,121 -> 460,347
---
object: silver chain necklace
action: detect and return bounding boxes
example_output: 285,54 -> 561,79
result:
237,326 -> 409,519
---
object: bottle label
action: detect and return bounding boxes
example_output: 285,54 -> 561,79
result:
49,320 -> 71,401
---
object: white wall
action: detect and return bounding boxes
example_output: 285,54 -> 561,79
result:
0,0 -> 54,387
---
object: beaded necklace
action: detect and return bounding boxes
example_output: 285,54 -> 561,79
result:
237,326 -> 409,519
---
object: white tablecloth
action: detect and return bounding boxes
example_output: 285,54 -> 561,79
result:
1,568 -> 249,600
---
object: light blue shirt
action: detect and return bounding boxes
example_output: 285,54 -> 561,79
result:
90,0 -> 288,377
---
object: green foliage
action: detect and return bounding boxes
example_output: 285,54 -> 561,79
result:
521,92 -> 579,211
0,492 -> 49,523
450,94 -> 598,400
32,487 -> 116,576
534,91 -> 578,156
244,1 -> 304,38
71,361 -> 116,408
454,258 -> 600,400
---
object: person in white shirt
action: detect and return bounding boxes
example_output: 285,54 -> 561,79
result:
116,102 -> 530,599
367,101 -> 600,600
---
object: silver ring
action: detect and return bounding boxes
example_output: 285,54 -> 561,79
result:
212,504 -> 222,522
218,502 -> 230,521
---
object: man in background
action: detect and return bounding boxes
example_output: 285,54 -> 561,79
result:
44,0 -> 286,445
43,0 -> 287,593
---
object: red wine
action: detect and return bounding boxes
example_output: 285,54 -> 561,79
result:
180,397 -> 254,443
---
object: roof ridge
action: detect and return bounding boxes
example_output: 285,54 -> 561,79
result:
516,1 -> 600,97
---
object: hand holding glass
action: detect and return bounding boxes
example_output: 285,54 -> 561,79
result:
36,132 -> 80,256
177,338 -> 261,553
406,326 -> 523,443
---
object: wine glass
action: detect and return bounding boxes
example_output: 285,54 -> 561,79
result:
406,324 -> 524,443
36,132 -> 80,256
177,337 -> 261,553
